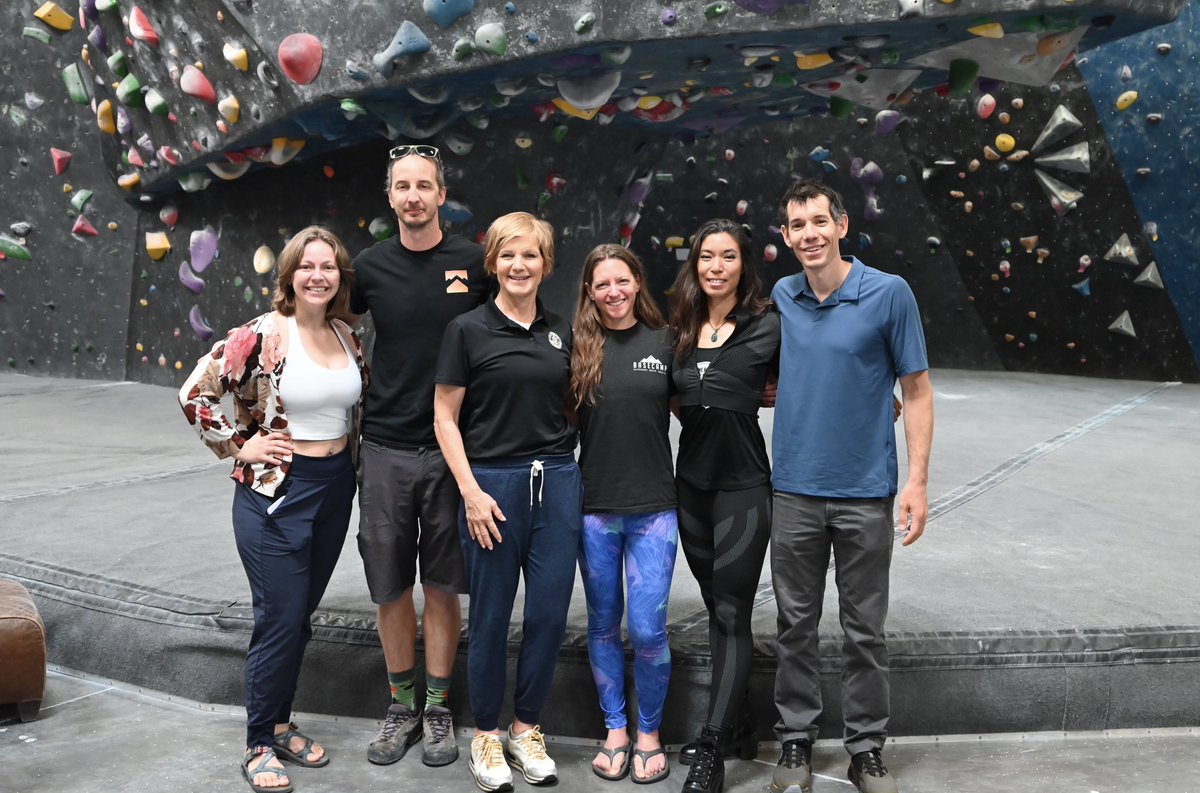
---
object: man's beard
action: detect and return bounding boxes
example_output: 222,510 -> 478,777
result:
399,211 -> 435,232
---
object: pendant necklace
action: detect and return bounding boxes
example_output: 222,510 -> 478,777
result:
707,318 -> 728,343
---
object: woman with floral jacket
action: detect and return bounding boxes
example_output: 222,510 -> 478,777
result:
179,226 -> 367,793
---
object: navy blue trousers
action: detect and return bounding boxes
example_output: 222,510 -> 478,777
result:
232,448 -> 355,749
458,453 -> 582,732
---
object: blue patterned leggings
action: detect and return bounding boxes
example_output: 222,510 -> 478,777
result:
578,509 -> 679,734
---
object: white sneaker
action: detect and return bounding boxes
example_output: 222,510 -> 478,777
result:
469,733 -> 513,792
505,724 -> 558,785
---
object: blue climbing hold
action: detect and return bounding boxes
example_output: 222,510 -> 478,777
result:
1071,278 -> 1091,297
374,21 -> 433,77
504,1 -> 517,13
423,0 -> 475,29
808,146 -> 830,162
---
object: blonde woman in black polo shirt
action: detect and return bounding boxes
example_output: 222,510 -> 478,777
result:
433,212 -> 581,793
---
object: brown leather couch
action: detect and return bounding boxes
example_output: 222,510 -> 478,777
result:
0,578 -> 46,721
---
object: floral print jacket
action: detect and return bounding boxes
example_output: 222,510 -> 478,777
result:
178,311 -> 368,498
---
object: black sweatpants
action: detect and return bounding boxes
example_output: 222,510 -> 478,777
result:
677,478 -> 772,730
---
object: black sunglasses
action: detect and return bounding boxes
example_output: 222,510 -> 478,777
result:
389,144 -> 441,161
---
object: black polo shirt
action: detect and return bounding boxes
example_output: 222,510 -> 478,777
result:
435,296 -> 576,461
350,234 -> 488,449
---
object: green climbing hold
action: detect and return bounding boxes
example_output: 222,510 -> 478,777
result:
145,87 -> 168,116
829,96 -> 855,119
116,74 -> 142,106
704,2 -> 730,20
880,49 -> 900,65
516,167 -> 528,190
551,124 -> 568,142
948,58 -> 980,97
96,0 -> 119,9
474,23 -> 508,56
0,234 -> 33,261
107,50 -> 129,78
61,63 -> 89,105
368,217 -> 394,241
243,286 -> 254,303
574,12 -> 596,34
772,73 -> 797,88
537,190 -> 552,208
22,26 -> 52,45
1015,15 -> 1046,33
234,275 -> 245,287
452,37 -> 476,61
70,189 -> 94,211
340,98 -> 365,117
1042,12 -> 1078,32
8,107 -> 29,127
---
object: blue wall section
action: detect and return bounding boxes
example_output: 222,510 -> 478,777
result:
1079,1 -> 1200,365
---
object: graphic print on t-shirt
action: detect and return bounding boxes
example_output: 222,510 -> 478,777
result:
444,269 -> 469,293
697,361 -> 711,379
633,355 -> 668,375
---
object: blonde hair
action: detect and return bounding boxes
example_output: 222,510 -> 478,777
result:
483,212 -> 556,276
272,226 -> 354,320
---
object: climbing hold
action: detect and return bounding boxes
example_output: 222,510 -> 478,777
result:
116,73 -> 142,106
1134,261 -> 1164,289
368,216 -> 394,240
128,6 -> 159,47
514,134 -> 533,149
660,9 -> 677,25
736,199 -> 749,216
1077,255 -> 1092,273
1020,236 -> 1038,253
926,236 -> 941,252
1036,248 -> 1050,264
0,234 -> 33,260
1071,278 -> 1091,297
145,231 -> 171,260
1036,32 -> 1072,57
983,146 -> 1000,161
218,95 -> 240,123
1120,64 -> 1132,82
61,63 -> 90,105
189,226 -> 219,272
829,97 -> 854,119
473,22 -> 507,56
763,244 -> 777,262
1103,233 -> 1138,266
558,71 -> 622,110
68,190 -> 92,212
268,138 -> 304,165
574,12 -> 596,34
253,245 -> 276,275
35,2 -> 75,31
117,173 -> 141,190
1107,310 -> 1136,338
994,134 -> 1015,153
948,59 -> 979,96
1115,90 -> 1138,111
72,215 -> 99,237
795,52 -> 834,70
180,65 -> 216,104
1146,113 -> 1163,125
223,41 -> 249,71
1031,105 -> 1083,153
50,148 -> 72,175
998,260 -> 1011,278
159,205 -> 179,228
424,0 -> 475,29
180,262 -> 206,295
188,305 -> 214,340
968,22 -> 1004,38
1034,170 -> 1082,215
208,160 -> 251,180
1034,141 -> 1090,174
704,3 -> 730,19
997,112 -> 1011,125
373,22 -> 431,77
278,33 -> 323,85
875,109 -> 902,136
964,201 -> 974,213
1157,43 -> 1172,56
96,100 -> 116,134
976,94 -> 996,120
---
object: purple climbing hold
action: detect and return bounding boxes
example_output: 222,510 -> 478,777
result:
424,0 -> 475,29
82,0 -> 98,20
732,0 -> 807,12
875,109 -> 902,135
851,158 -> 884,185
863,190 -> 884,221
179,261 -> 205,295
660,9 -> 677,25
189,225 -> 219,272
87,24 -> 107,53
188,305 -> 214,340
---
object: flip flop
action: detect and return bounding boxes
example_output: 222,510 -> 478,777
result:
591,740 -> 632,781
631,747 -> 670,785
273,722 -> 330,768
241,748 -> 293,793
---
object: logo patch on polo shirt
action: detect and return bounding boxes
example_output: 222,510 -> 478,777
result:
633,355 -> 667,375
445,270 -> 469,294
547,331 -> 563,349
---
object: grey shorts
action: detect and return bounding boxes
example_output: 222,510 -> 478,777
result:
357,440 -> 466,602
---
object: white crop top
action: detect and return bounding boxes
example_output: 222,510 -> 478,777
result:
278,316 -> 360,440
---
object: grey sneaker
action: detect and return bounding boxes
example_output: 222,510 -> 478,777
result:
367,703 -> 421,765
421,705 -> 459,767
504,724 -> 557,785
848,749 -> 899,793
771,738 -> 813,793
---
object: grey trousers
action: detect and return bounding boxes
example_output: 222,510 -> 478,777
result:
771,491 -> 894,755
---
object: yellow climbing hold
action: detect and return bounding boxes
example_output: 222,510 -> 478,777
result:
34,2 -> 75,31
117,173 -> 141,190
795,52 -> 834,70
145,231 -> 171,260
968,23 -> 1004,38
218,95 -> 240,124
994,133 -> 1016,153
253,245 -> 276,275
1116,90 -> 1138,111
97,99 -> 116,134
107,221 -> 119,231
637,96 -> 663,110
664,236 -> 686,250
223,42 -> 249,71
62,183 -> 73,193
551,98 -> 600,120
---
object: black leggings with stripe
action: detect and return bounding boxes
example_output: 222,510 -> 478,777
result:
676,478 -> 773,731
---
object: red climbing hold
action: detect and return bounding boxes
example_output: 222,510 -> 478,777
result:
277,33 -> 323,85
51,147 -> 72,175
180,65 -> 216,104
72,215 -> 99,237
129,6 -> 159,47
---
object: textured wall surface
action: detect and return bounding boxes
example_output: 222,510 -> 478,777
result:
1,0 -> 1196,383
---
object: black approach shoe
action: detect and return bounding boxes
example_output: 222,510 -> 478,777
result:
681,727 -> 725,793
770,739 -> 813,793
367,703 -> 422,765
421,705 -> 459,767
848,749 -> 899,793
679,705 -> 756,765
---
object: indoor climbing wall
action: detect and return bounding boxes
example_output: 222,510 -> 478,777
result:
1,0 -> 1197,383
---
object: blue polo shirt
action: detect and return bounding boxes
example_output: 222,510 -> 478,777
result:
771,256 -> 928,498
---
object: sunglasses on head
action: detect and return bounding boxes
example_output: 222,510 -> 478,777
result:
389,144 -> 441,161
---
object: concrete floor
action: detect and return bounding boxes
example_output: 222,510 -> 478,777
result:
1,669 -> 1197,793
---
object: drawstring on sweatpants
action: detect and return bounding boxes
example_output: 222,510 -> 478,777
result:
529,459 -> 544,507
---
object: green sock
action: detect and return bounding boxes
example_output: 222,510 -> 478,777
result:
388,670 -> 416,709
425,674 -> 451,709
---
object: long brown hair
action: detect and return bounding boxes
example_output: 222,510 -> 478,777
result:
272,225 -> 354,320
571,244 -> 665,408
669,218 -> 768,359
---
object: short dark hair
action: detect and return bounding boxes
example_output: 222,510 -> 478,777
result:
778,179 -> 847,224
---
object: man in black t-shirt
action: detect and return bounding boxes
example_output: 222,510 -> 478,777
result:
349,145 -> 488,769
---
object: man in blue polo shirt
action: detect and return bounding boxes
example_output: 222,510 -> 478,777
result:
768,179 -> 933,793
